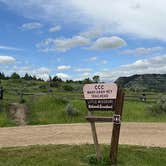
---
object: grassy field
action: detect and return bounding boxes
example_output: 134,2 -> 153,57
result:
0,79 -> 166,126
0,94 -> 166,126
0,144 -> 165,166
27,95 -> 166,125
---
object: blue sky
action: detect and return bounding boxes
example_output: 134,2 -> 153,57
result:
0,0 -> 166,81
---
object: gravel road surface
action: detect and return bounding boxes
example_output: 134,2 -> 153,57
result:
0,123 -> 165,147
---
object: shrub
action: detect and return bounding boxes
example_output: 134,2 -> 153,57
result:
50,82 -> 61,88
148,96 -> 166,115
86,154 -> 98,164
85,154 -> 110,165
38,85 -> 47,89
19,98 -> 26,104
63,85 -> 73,91
65,103 -> 80,116
54,97 -> 69,105
157,96 -> 166,110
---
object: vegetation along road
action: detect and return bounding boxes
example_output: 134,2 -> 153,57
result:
0,122 -> 165,148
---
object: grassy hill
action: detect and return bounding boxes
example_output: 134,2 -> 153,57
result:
115,74 -> 166,92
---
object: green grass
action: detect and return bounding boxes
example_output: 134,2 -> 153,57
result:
0,78 -> 166,126
0,144 -> 165,166
26,95 -> 88,125
1,93 -> 166,126
25,95 -> 166,125
0,101 -> 16,127
123,101 -> 166,122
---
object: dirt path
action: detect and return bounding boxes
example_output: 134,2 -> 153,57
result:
0,123 -> 165,148
9,103 -> 27,125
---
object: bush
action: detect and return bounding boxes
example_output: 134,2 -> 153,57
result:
65,103 -> 80,116
85,154 -> 110,165
63,85 -> 73,91
148,96 -> 166,115
158,97 -> 166,110
54,97 -> 69,105
86,154 -> 98,164
38,85 -> 47,89
50,82 -> 61,88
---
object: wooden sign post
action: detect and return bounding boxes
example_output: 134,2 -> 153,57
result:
83,83 -> 124,165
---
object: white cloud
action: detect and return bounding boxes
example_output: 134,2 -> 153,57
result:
122,47 -> 163,55
101,60 -> 108,64
69,0 -> 166,40
80,27 -> 106,39
36,73 -> 50,80
13,66 -> 32,75
0,55 -> 16,64
21,22 -> 43,30
37,35 -> 90,52
82,72 -> 91,77
31,67 -> 51,80
75,68 -> 92,72
96,54 -> 166,81
49,25 -> 61,32
56,73 -> 70,80
3,1 -> 166,40
34,67 -> 50,75
0,45 -> 23,51
89,36 -> 126,50
57,65 -> 71,70
88,56 -> 97,61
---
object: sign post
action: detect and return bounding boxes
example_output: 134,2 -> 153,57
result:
83,83 -> 124,165
88,110 -> 101,160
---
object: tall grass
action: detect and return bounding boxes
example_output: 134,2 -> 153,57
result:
26,95 -> 87,125
0,101 -> 16,127
1,91 -> 166,126
26,95 -> 166,125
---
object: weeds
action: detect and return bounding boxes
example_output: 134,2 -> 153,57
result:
65,103 -> 80,116
148,96 -> 166,115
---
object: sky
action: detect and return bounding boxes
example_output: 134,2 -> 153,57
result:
0,0 -> 166,81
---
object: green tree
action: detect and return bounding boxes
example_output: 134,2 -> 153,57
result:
66,79 -> 74,83
83,78 -> 92,84
63,85 -> 73,91
92,75 -> 100,83
32,75 -> 37,80
11,72 -> 20,79
23,73 -> 33,80
52,76 -> 62,82
0,72 -> 5,79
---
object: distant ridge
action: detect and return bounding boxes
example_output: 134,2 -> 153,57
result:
115,74 -> 166,92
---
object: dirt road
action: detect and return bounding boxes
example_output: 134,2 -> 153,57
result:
0,123 -> 165,148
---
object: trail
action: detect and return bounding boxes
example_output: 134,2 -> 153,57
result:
9,103 -> 27,126
0,123 -> 165,148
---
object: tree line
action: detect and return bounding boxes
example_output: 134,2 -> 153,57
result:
0,72 -> 100,84
0,72 -> 42,81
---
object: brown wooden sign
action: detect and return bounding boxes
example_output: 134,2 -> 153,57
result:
83,83 -> 118,111
83,83 -> 124,165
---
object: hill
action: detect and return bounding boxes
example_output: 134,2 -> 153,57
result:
115,74 -> 166,92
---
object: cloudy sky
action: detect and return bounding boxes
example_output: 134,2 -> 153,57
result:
0,0 -> 166,81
